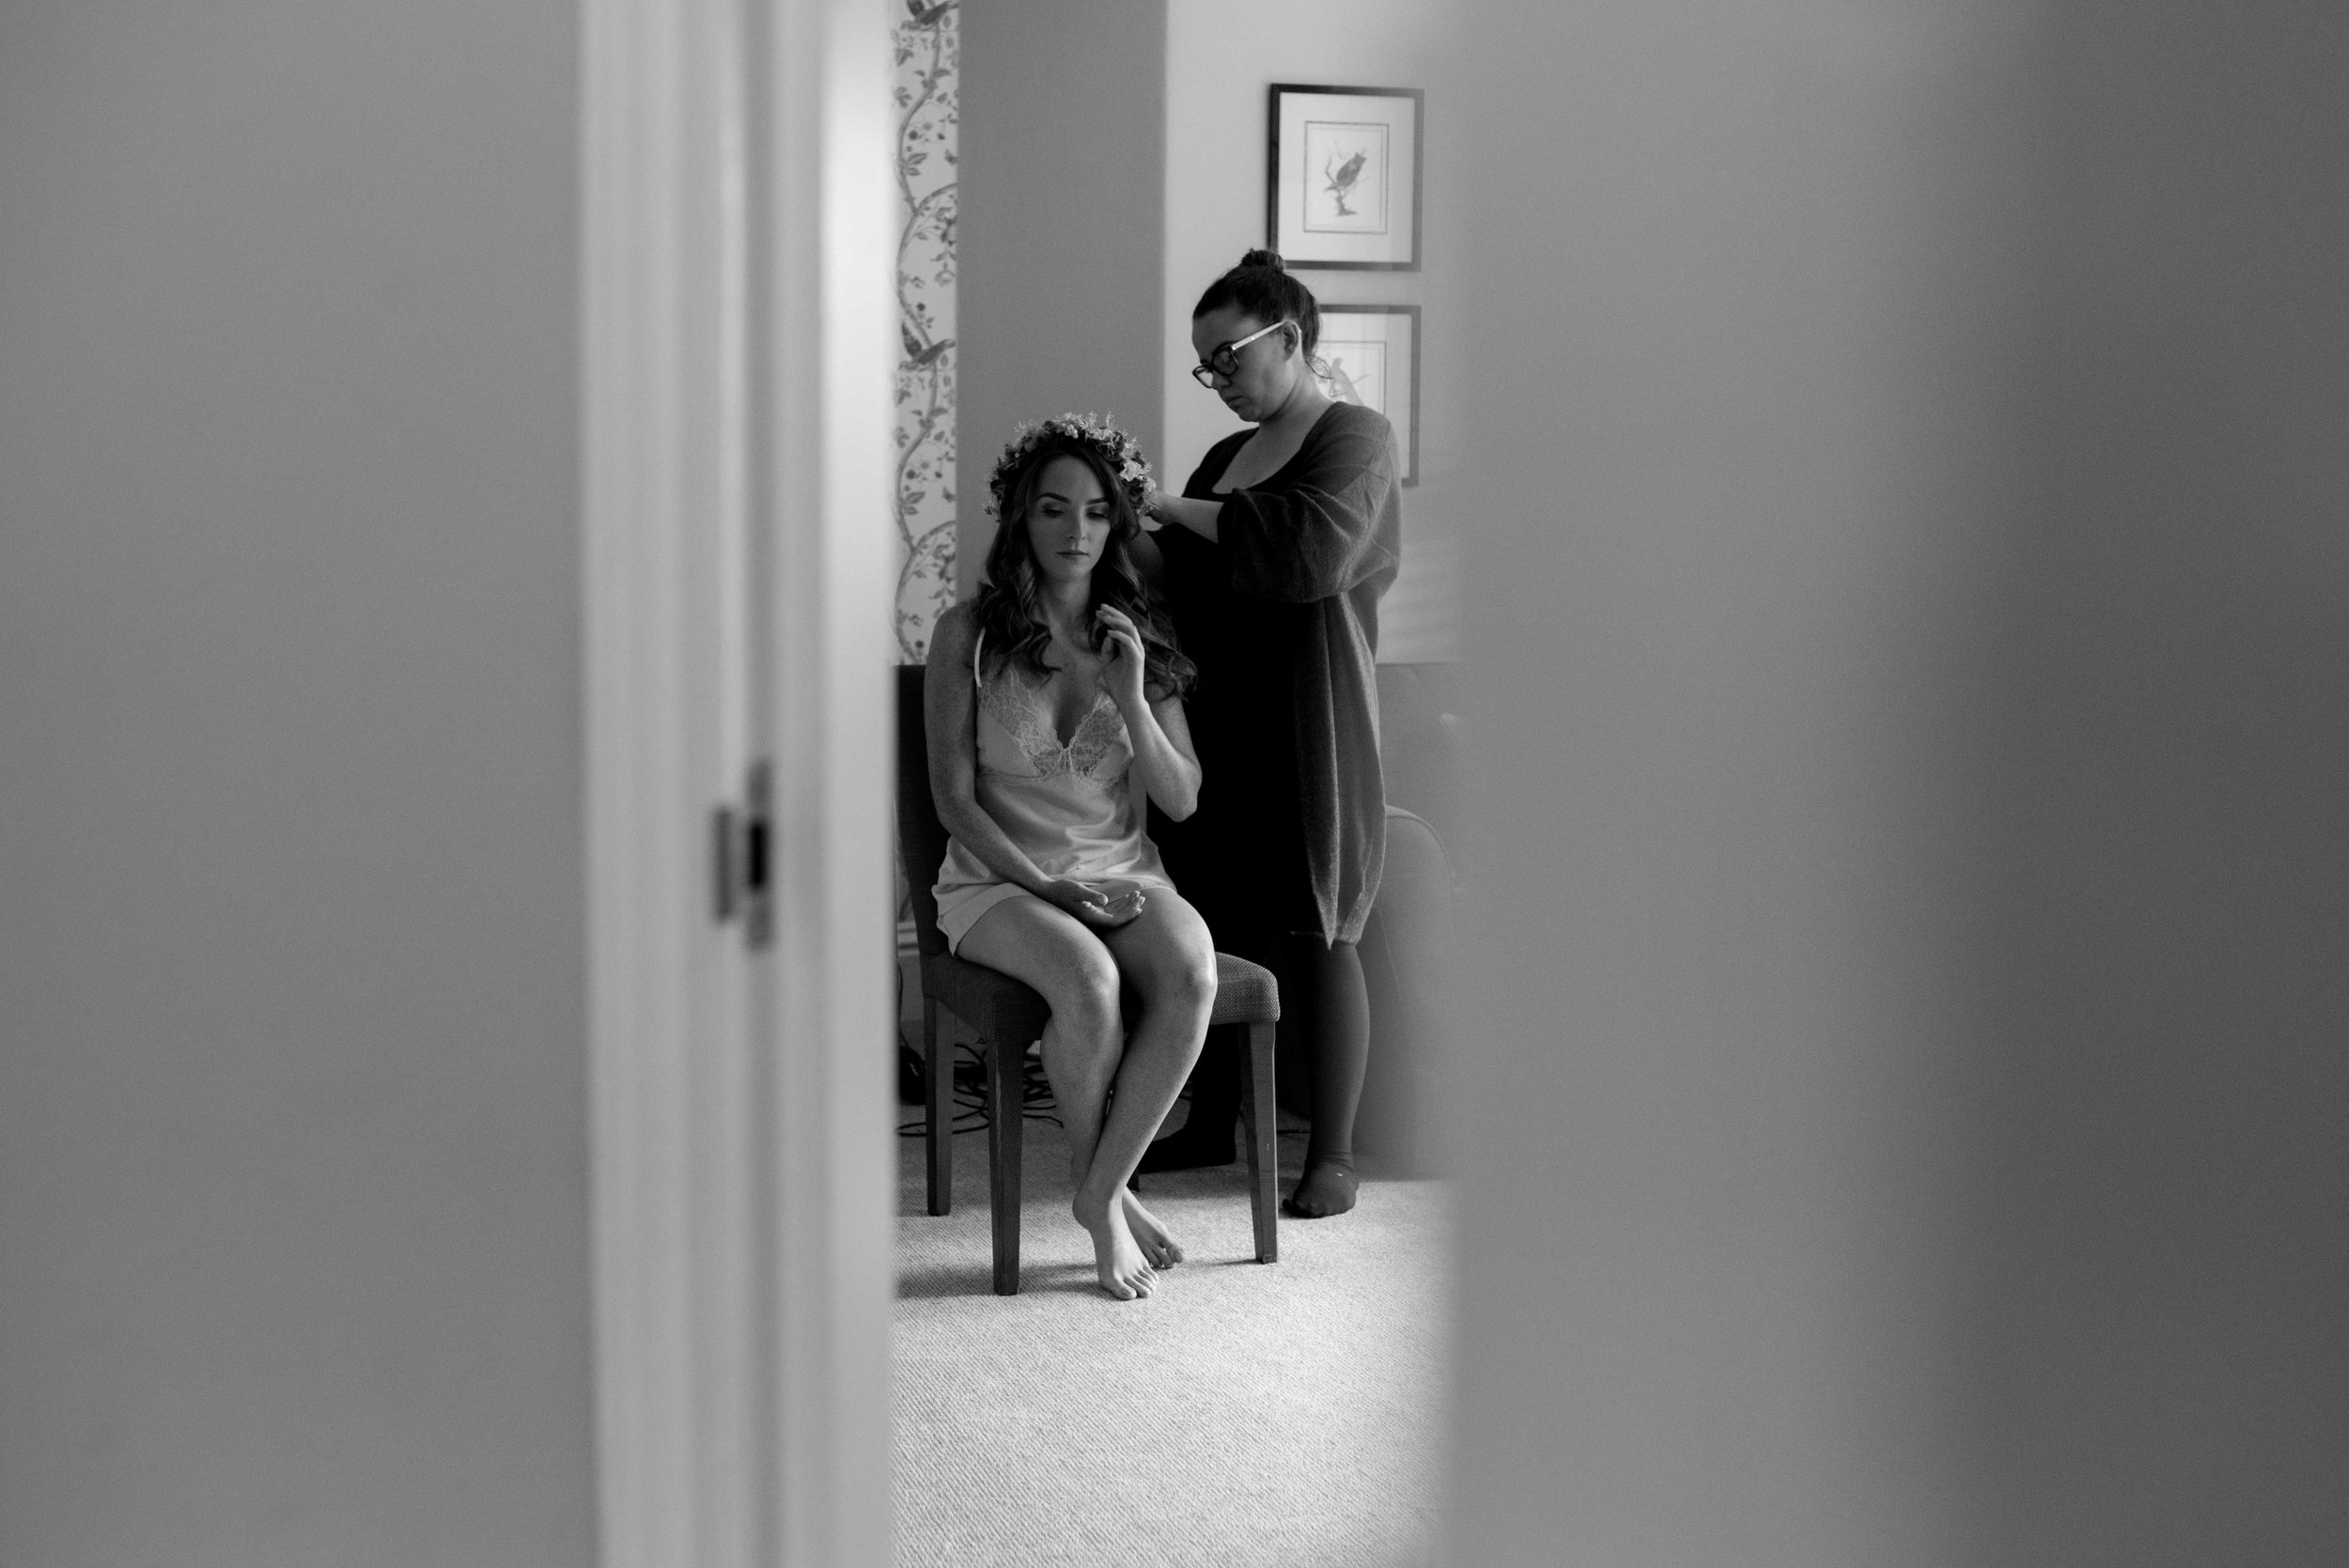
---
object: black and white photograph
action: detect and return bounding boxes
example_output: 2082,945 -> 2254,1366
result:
1268,83 -> 1424,270
5,2 -> 2342,1566
1315,304 -> 1421,483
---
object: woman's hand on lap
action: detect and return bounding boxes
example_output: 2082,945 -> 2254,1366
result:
1037,877 -> 1144,930
1092,881 -> 1148,925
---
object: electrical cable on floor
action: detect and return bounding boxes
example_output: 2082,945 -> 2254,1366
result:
896,1032 -> 1062,1137
895,1022 -> 1314,1147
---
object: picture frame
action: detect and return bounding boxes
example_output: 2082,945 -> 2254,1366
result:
1267,84 -> 1423,272
1315,304 -> 1420,486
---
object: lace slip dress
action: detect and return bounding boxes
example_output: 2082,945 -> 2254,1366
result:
931,629 -> 1175,955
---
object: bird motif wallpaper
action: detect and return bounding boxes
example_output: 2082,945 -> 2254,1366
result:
894,0 -> 959,661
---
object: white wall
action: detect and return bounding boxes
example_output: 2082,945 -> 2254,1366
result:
1447,1 -> 2349,1563
1163,0 -> 1458,660
0,4 -> 595,1565
956,0 -> 1167,600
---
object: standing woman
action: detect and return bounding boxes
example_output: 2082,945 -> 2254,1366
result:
1137,250 -> 1401,1218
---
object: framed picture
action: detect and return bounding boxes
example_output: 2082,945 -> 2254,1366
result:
1315,304 -> 1420,485
1267,85 -> 1423,272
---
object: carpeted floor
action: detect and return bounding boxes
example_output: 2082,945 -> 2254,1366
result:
893,1086 -> 1452,1568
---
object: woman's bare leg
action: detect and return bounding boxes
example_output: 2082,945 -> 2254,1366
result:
1092,892 -> 1219,1265
957,895 -> 1155,1299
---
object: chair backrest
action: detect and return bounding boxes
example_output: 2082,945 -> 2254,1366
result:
895,662 -> 952,957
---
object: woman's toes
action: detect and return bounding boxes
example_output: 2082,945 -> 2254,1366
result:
1120,1189 -> 1184,1267
1082,1193 -> 1163,1300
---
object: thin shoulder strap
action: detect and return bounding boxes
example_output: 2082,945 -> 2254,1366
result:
971,626 -> 985,691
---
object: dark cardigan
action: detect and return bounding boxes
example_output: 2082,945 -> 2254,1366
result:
1159,400 -> 1402,944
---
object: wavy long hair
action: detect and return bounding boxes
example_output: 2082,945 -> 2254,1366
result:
972,435 -> 1195,699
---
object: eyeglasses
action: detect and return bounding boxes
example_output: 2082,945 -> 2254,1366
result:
1190,319 -> 1294,387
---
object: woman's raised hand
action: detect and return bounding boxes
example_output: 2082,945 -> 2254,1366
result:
1094,605 -> 1150,712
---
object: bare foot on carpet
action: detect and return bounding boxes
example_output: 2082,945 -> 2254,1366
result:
1073,1188 -> 1157,1299
1121,1188 -> 1183,1268
1283,1159 -> 1359,1219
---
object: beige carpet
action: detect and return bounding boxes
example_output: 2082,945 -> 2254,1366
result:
893,1094 -> 1451,1568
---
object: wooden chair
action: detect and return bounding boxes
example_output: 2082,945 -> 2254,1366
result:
895,663 -> 1280,1294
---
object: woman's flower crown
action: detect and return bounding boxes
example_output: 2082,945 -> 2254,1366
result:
986,412 -> 1157,518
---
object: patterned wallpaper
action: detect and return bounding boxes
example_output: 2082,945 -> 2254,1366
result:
893,1 -> 959,662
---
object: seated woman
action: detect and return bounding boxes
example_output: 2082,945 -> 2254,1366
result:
926,414 -> 1218,1302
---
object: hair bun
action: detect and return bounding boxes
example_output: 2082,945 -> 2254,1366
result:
1239,248 -> 1284,272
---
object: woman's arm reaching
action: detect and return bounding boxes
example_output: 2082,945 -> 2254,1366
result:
925,605 -> 1130,929
1215,411 -> 1399,601
1154,407 -> 1400,602
1151,492 -> 1222,544
1093,605 -> 1202,819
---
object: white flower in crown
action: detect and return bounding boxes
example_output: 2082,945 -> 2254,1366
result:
987,411 -> 1157,518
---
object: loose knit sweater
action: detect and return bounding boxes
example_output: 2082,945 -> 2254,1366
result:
1157,400 -> 1402,944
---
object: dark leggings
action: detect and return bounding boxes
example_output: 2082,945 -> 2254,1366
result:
1165,933 -> 1368,1170
1281,935 -> 1370,1171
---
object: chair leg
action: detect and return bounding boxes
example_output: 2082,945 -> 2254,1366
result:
924,997 -> 950,1217
1238,1020 -> 1279,1264
986,1034 -> 1025,1295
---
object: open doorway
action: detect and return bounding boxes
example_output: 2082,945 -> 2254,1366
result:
884,4 -> 1460,1563
582,1 -> 896,1563
584,1 -> 1461,1562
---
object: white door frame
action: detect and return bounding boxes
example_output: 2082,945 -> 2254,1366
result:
582,1 -> 894,1564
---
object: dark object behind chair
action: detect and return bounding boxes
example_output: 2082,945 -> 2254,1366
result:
1355,804 -> 1454,1175
894,664 -> 1283,1293
1342,664 -> 1460,1177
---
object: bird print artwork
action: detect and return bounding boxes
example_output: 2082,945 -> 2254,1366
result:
1285,97 -> 1412,261
1323,147 -> 1368,218
1319,354 -> 1366,406
1299,118 -> 1389,233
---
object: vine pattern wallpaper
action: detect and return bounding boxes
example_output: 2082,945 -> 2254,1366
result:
893,0 -> 959,662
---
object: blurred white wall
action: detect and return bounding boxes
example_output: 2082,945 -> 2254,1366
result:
954,0 -> 1168,599
0,4 -> 594,1565
1447,1 -> 2349,1562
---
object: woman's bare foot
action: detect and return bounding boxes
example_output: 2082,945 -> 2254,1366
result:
1283,1158 -> 1359,1219
1120,1188 -> 1183,1268
1073,1188 -> 1157,1299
